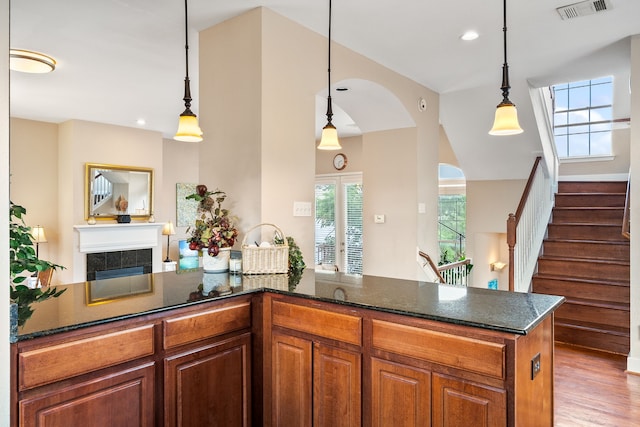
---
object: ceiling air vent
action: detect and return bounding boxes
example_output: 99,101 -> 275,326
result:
556,0 -> 612,20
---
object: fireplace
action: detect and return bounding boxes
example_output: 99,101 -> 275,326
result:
86,249 -> 152,281
73,223 -> 164,283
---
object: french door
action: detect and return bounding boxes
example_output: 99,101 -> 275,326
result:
314,174 -> 363,275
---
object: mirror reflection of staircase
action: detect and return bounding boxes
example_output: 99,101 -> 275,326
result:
533,181 -> 630,355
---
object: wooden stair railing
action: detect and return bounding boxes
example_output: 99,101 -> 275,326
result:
418,251 -> 472,286
622,175 -> 630,239
418,251 -> 445,283
438,258 -> 472,287
506,156 -> 553,292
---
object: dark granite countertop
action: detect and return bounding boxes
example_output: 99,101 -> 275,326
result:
15,269 -> 564,341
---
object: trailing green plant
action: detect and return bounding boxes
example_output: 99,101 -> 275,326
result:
274,235 -> 306,291
10,201 -> 65,327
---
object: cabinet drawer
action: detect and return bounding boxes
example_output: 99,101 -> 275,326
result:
272,300 -> 362,346
19,325 -> 154,391
163,302 -> 251,349
372,320 -> 505,379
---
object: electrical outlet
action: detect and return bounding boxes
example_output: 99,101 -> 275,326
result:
531,352 -> 541,380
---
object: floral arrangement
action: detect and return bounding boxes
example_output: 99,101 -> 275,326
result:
186,185 -> 239,257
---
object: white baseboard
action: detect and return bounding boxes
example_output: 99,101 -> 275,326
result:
627,355 -> 640,374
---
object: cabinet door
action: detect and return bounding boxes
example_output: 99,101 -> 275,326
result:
19,362 -> 155,427
370,358 -> 431,427
432,373 -> 506,427
271,333 -> 313,427
164,333 -> 251,427
313,343 -> 361,427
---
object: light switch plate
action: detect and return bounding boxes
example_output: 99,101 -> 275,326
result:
293,201 -> 312,217
374,214 -> 385,224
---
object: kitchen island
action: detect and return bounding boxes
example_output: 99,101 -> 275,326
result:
12,269 -> 564,426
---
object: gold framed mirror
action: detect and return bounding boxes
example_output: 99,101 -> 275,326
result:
85,163 -> 154,221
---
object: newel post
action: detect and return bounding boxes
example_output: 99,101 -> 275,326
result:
507,213 -> 516,292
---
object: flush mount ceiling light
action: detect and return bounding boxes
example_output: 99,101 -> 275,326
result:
460,30 -> 479,41
174,0 -> 203,142
9,49 -> 56,73
317,0 -> 341,150
489,0 -> 523,136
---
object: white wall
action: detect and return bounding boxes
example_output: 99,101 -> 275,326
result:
1,0 -> 10,421
628,35 -> 640,374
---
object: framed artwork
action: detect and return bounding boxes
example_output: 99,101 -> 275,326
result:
178,239 -> 200,273
176,183 -> 198,227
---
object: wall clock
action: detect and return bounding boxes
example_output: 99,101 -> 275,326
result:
333,153 -> 347,170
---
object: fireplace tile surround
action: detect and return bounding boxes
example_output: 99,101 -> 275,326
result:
86,249 -> 152,281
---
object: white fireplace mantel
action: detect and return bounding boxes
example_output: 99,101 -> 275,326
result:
72,223 -> 165,283
74,223 -> 164,253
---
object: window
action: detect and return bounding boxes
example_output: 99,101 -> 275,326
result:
552,77 -> 613,158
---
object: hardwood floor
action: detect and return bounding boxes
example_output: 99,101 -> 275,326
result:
554,343 -> 640,426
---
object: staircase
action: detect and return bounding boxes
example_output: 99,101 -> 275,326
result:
532,181 -> 630,355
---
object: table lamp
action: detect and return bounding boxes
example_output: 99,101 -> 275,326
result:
162,221 -> 176,262
30,226 -> 47,258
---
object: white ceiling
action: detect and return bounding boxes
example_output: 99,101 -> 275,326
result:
9,0 -> 640,180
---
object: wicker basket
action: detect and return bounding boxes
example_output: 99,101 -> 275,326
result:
241,223 -> 289,274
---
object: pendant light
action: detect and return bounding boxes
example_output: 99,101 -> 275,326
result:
489,0 -> 523,136
174,0 -> 203,142
317,0 -> 342,150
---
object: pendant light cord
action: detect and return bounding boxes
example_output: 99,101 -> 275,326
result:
182,0 -> 192,110
324,0 -> 334,125
500,0 -> 511,103
328,0 -> 332,97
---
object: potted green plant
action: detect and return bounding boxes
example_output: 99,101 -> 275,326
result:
186,185 -> 239,272
10,201 -> 65,327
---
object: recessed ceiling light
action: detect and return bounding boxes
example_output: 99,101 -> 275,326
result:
460,31 -> 479,41
136,118 -> 146,126
9,49 -> 56,73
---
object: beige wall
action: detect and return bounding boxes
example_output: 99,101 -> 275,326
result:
10,119 -> 59,266
162,137 -> 200,261
465,179 -> 526,288
316,135 -> 363,174
199,8 -> 440,278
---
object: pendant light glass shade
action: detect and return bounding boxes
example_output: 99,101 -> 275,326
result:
318,123 -> 341,150
175,109 -> 203,142
489,0 -> 523,136
317,0 -> 342,150
174,0 -> 203,142
489,101 -> 523,135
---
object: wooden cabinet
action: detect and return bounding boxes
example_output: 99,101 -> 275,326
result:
14,292 -> 556,426
164,333 -> 251,427
271,333 -> 361,427
270,299 -> 362,427
19,362 -> 155,427
14,297 -> 253,427
432,373 -> 506,427
370,358 -> 431,427
271,333 -> 312,426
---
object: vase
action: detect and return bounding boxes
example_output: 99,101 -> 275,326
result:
201,247 -> 231,273
202,272 -> 229,295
